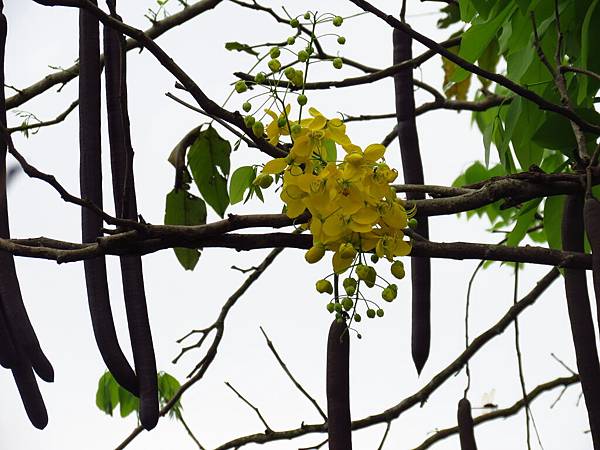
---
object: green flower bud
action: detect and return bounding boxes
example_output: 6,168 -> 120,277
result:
284,66 -> 296,80
366,308 -> 376,319
254,72 -> 267,83
316,279 -> 333,295
297,94 -> 308,106
290,18 -> 300,28
332,15 -> 343,26
342,297 -> 354,311
343,277 -> 357,296
327,302 -> 335,313
291,124 -> 302,136
242,102 -> 252,113
334,303 -> 343,313
364,266 -> 377,288
268,59 -> 281,72
353,313 -> 361,322
234,80 -> 248,93
256,174 -> 273,189
303,12 -> 311,19
408,218 -> 418,229
287,36 -> 296,45
391,261 -> 405,280
337,36 -> 346,45
243,115 -> 255,127
382,287 -> 397,302
252,121 -> 264,138
277,116 -> 287,128
370,254 -> 379,264
355,264 -> 369,281
270,47 -> 281,59
305,45 -> 314,55
332,57 -> 343,69
376,308 -> 384,318
292,70 -> 304,87
298,50 -> 309,62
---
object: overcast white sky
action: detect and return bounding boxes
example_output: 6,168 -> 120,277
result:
0,1 -> 593,449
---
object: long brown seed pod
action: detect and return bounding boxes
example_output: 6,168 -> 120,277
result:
393,27 -> 431,374
0,0 -> 53,383
584,194 -> 600,328
104,0 -> 158,429
326,319 -> 352,450
10,342 -> 48,430
79,1 -> 138,396
562,194 -> 600,448
457,398 -> 478,450
0,304 -> 16,368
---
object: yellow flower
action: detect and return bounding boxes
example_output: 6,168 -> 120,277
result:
265,105 -> 291,145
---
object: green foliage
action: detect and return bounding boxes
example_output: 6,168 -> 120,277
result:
188,126 -> 232,218
95,371 -> 183,419
225,41 -> 259,57
164,189 -> 207,271
229,166 -> 256,205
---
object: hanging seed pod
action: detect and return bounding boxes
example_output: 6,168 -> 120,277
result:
10,343 -> 48,430
79,1 -> 138,396
457,398 -> 478,450
104,0 -> 158,429
0,0 -> 53,384
326,319 -> 352,450
393,28 -> 430,374
584,194 -> 600,328
562,194 -> 600,448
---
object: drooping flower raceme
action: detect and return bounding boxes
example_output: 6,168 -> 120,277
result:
261,107 -> 413,275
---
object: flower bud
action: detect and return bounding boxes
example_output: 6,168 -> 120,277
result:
252,121 -> 264,138
244,115 -> 255,127
298,50 -> 309,62
337,36 -> 346,45
332,16 -> 343,26
391,261 -> 405,279
305,245 -> 325,263
297,94 -> 308,106
339,242 -> 357,260
270,47 -> 281,58
242,102 -> 252,113
316,279 -> 333,294
332,57 -> 343,69
268,59 -> 282,72
234,80 -> 248,93
343,277 -> 357,296
254,72 -> 267,83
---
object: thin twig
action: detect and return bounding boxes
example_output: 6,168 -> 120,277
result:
259,326 -> 328,421
377,421 -> 392,450
225,382 -> 273,433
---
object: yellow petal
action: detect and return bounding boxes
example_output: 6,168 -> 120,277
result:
263,158 -> 288,174
364,144 -> 385,162
332,251 -> 353,274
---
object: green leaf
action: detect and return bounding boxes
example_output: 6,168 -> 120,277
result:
118,386 -> 139,418
453,3 -> 517,82
229,166 -> 256,205
225,41 -> 259,56
506,199 -> 541,247
165,189 -> 207,271
158,372 -> 183,418
578,0 -> 600,104
459,0 -> 477,22
188,126 -> 231,218
95,372 -> 119,416
543,195 -> 564,250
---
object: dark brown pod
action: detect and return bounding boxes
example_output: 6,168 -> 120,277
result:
11,347 -> 48,430
393,28 -> 431,374
584,194 -> 600,329
104,3 -> 158,429
0,303 -> 16,368
79,2 -> 138,396
0,0 -> 53,383
457,398 -> 478,450
562,194 -> 600,448
326,319 -> 352,450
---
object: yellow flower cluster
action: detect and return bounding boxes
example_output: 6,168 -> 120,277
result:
261,107 -> 412,273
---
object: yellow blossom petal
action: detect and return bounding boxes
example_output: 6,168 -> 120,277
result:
263,158 -> 288,174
